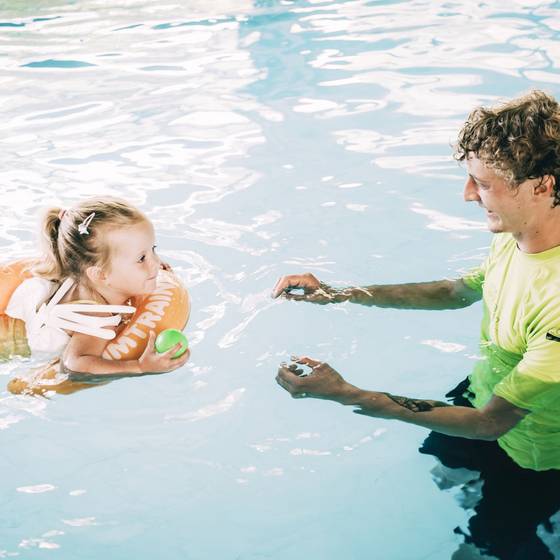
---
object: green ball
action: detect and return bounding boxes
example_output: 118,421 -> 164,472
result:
155,329 -> 189,358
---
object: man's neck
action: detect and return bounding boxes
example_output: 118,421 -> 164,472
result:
513,214 -> 560,253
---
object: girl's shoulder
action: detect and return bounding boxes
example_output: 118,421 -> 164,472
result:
57,282 -> 100,306
6,277 -> 57,318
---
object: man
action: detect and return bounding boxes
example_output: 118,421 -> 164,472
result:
273,90 -> 560,559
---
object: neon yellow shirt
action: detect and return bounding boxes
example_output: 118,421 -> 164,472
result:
462,233 -> 560,470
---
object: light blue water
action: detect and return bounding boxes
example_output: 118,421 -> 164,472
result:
1,1 -> 559,558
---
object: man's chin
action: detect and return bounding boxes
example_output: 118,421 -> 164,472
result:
486,216 -> 504,233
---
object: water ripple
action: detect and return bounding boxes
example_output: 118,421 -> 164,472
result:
0,2 -> 556,555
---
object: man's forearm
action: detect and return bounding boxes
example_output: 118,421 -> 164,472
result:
338,387 -> 502,441
345,279 -> 481,310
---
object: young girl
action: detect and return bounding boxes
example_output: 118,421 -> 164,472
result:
6,197 -> 190,376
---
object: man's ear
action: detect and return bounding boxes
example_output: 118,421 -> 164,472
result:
85,265 -> 107,285
534,175 -> 555,196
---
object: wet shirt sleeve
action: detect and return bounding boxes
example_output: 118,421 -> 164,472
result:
461,264 -> 486,293
460,252 -> 490,293
460,235 -> 508,293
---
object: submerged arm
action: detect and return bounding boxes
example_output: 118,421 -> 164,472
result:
276,359 -> 527,441
351,390 -> 527,440
272,274 -> 481,310
345,278 -> 481,309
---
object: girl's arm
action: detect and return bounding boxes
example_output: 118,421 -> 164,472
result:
62,329 -> 189,376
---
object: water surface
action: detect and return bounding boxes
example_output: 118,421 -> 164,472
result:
1,1 -> 559,558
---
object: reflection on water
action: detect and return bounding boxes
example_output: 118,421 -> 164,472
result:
1,0 -> 559,558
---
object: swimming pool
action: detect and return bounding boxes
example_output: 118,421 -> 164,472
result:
1,0 -> 559,558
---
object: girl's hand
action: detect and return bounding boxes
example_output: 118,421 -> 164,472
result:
138,330 -> 190,374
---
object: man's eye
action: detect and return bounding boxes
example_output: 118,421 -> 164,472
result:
138,255 -> 145,263
152,245 -> 157,252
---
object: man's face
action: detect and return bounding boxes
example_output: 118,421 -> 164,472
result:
464,155 -> 534,234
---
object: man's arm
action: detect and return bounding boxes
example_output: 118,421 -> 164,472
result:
346,278 -> 481,309
352,390 -> 527,440
271,273 -> 481,310
276,358 -> 528,441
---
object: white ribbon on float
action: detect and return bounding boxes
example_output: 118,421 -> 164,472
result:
33,278 -> 136,340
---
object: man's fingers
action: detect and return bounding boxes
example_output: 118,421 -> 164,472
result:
275,372 -> 288,388
271,280 -> 282,299
291,355 -> 322,368
272,277 -> 297,298
276,370 -> 294,392
283,293 -> 310,302
277,366 -> 295,382
276,371 -> 308,399
277,367 -> 303,387
272,274 -> 320,299
284,291 -> 331,304
287,364 -> 305,375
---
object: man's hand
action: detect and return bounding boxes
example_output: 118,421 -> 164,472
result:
271,273 -> 350,304
138,330 -> 190,374
276,356 -> 359,403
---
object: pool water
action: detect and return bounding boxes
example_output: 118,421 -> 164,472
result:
1,1 -> 559,558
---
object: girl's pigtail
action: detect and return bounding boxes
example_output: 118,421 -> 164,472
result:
30,208 -> 66,281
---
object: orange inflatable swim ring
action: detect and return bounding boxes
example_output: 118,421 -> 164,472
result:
0,261 -> 190,395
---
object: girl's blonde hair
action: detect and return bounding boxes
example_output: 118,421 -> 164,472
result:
32,197 -> 148,282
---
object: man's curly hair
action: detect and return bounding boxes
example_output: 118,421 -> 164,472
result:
454,90 -> 560,206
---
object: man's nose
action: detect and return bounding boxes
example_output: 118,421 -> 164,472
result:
463,178 -> 480,202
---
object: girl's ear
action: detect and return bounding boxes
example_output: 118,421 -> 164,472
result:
85,265 -> 107,285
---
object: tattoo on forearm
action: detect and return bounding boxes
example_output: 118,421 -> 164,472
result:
383,393 -> 450,413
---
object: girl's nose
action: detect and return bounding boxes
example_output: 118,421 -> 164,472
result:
150,253 -> 161,275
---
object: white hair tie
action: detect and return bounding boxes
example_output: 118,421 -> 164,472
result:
78,212 -> 95,235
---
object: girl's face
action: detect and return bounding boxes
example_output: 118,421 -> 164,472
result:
102,220 -> 161,299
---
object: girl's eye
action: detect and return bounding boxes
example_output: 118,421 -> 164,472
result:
138,246 -> 156,263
